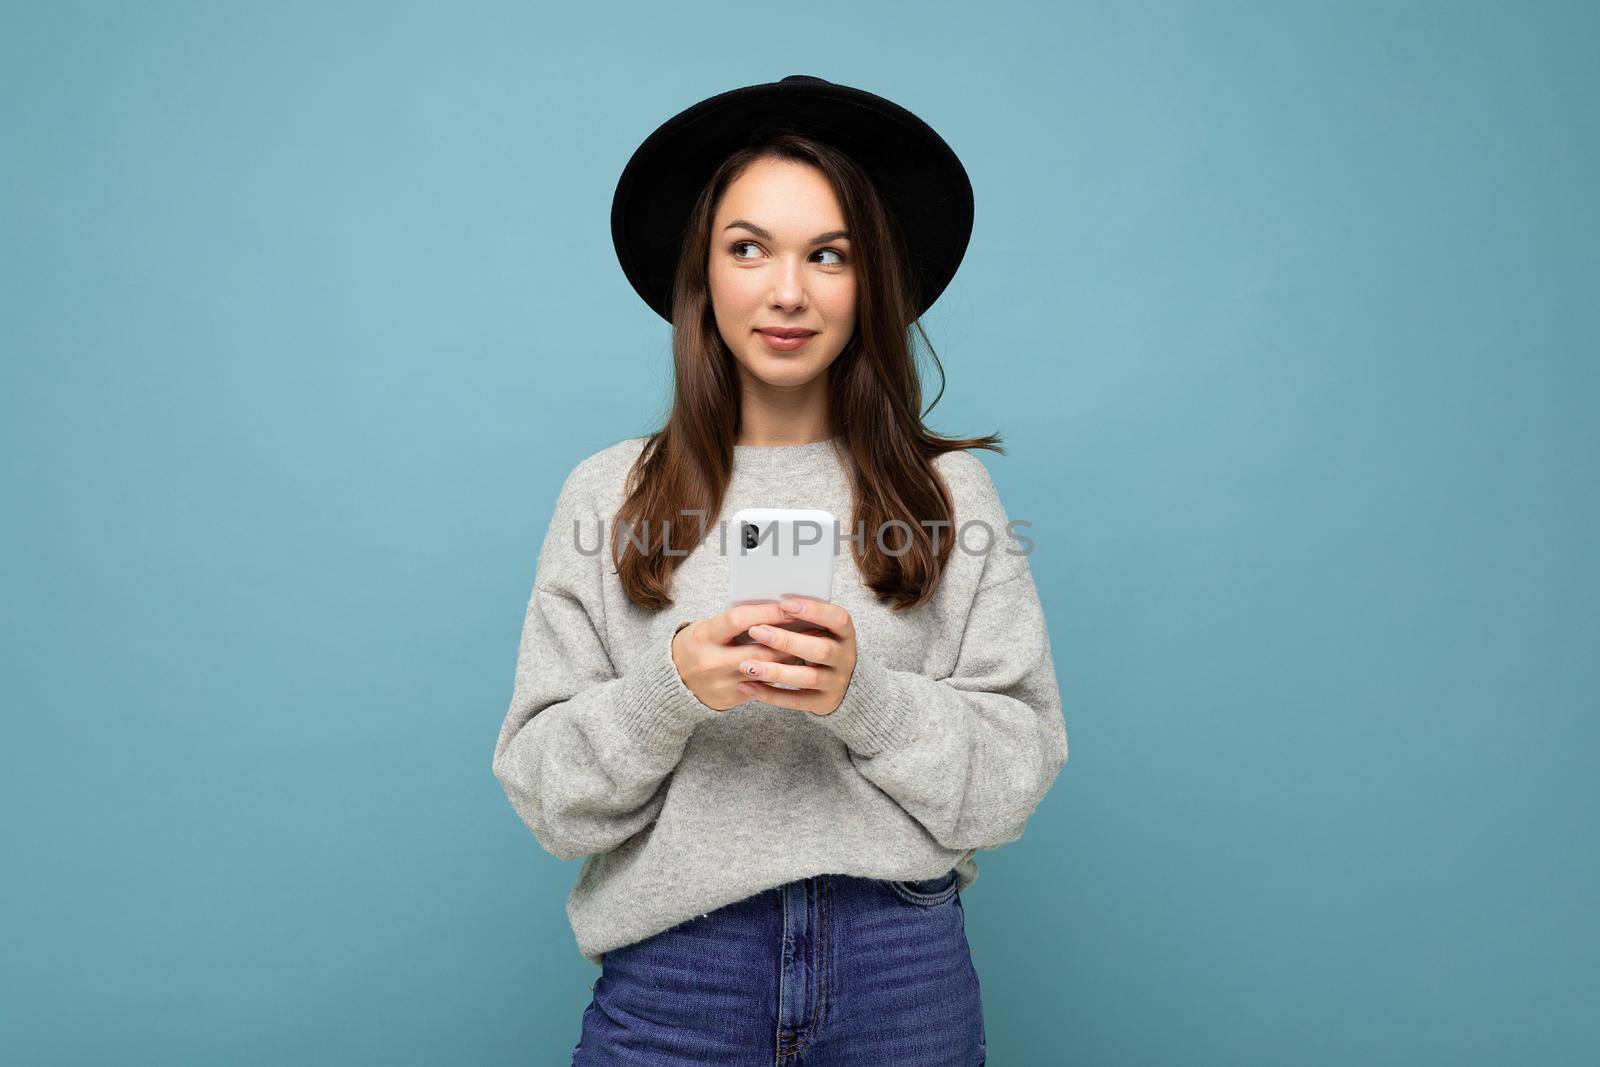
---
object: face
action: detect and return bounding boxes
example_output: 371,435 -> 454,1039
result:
707,157 -> 857,391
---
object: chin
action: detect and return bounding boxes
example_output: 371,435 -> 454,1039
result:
745,358 -> 824,386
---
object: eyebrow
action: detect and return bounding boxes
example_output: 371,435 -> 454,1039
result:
722,219 -> 851,244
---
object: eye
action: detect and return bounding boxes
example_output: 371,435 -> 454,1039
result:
728,241 -> 849,267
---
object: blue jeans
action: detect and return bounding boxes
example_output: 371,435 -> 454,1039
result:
572,870 -> 986,1065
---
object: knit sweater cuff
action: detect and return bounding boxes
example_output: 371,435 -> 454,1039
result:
815,651 -> 912,757
614,617 -> 722,760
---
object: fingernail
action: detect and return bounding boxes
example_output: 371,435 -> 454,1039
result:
780,599 -> 804,613
750,625 -> 771,638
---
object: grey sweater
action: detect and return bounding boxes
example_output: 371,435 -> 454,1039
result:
491,435 -> 1068,965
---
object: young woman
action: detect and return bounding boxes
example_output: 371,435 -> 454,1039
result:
491,75 -> 1068,1066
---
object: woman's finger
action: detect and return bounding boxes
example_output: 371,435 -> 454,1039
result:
778,596 -> 855,642
746,623 -> 837,666
737,657 -> 826,692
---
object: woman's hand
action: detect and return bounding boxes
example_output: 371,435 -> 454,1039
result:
671,602 -> 812,712
736,595 -> 858,715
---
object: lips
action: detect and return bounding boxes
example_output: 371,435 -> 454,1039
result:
756,328 -> 818,338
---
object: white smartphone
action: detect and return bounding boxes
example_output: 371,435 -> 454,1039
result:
727,507 -> 838,689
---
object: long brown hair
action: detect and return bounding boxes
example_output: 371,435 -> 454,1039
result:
613,132 -> 1002,613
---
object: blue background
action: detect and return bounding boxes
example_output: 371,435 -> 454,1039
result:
4,1 -> 1595,1063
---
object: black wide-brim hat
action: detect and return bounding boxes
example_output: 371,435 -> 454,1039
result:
611,74 -> 974,325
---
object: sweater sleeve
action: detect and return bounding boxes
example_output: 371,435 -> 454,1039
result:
813,462 -> 1068,852
490,463 -> 720,862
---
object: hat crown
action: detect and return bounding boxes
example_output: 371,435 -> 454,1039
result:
779,74 -> 831,87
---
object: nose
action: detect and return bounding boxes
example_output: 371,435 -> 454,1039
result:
768,256 -> 807,311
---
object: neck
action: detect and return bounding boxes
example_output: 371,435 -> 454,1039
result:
735,373 -> 832,446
